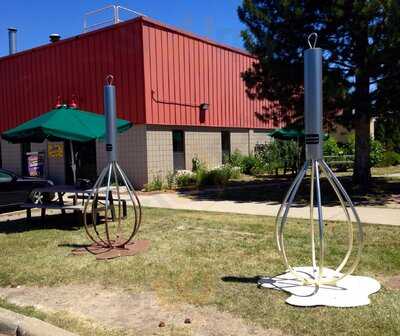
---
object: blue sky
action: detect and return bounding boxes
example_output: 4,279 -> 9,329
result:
0,1 -> 246,57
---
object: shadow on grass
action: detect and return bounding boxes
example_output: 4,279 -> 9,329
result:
0,213 -> 84,234
221,275 -> 262,284
185,175 -> 400,207
58,243 -> 90,248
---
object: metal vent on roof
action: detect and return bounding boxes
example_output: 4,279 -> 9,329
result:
83,5 -> 146,32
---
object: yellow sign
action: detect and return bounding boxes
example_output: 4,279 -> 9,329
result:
48,143 -> 64,159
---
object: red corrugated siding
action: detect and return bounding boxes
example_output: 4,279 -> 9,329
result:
142,19 -> 277,129
0,20 -> 145,132
0,16 -> 279,133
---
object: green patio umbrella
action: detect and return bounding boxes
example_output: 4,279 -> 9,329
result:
267,128 -> 304,140
267,128 -> 329,141
2,107 -> 132,143
2,107 -> 133,183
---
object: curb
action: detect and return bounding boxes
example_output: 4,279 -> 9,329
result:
0,307 -> 77,336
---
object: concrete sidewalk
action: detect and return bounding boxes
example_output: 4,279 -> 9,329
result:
138,192 -> 400,226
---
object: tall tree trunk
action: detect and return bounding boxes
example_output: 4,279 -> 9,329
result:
353,113 -> 371,187
353,73 -> 371,189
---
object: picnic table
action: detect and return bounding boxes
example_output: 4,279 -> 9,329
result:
21,185 -> 127,222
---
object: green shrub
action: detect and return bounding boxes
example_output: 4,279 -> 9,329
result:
144,175 -> 163,191
228,150 -> 245,168
166,171 -> 175,189
255,141 -> 283,174
241,155 -> 258,174
323,136 -> 341,156
369,139 -> 384,167
332,133 -> 383,167
195,167 -> 208,187
226,150 -> 261,175
195,165 -> 238,187
175,170 -> 196,187
339,132 -> 354,156
207,165 -> 232,186
230,166 -> 242,179
379,151 -> 400,167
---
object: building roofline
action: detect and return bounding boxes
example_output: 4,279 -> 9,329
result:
139,16 -> 254,58
0,15 -> 255,62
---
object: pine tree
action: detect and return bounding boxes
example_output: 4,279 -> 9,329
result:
238,0 -> 400,188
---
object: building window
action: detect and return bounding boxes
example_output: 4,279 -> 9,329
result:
173,130 -> 185,170
221,131 -> 230,163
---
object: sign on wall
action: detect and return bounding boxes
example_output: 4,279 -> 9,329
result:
27,151 -> 45,177
48,143 -> 64,159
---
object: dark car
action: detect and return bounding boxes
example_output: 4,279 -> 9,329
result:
0,168 -> 54,213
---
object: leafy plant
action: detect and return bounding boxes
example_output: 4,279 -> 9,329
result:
144,175 -> 164,191
241,155 -> 258,174
227,150 -> 245,170
379,151 -> 400,167
166,171 -> 176,189
323,137 -> 341,157
175,170 -> 196,187
230,166 -> 242,179
369,139 -> 384,167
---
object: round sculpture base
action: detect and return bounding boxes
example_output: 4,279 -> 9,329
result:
258,267 -> 380,307
71,240 -> 150,260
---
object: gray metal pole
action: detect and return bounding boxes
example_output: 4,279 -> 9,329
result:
8,28 -> 17,55
304,47 -> 323,161
104,77 -> 117,162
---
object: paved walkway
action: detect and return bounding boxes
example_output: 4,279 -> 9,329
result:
138,192 -> 400,226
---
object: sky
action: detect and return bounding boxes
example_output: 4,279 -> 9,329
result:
0,0 -> 246,57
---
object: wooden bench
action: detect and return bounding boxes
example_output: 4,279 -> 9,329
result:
68,194 -> 128,219
21,203 -> 85,221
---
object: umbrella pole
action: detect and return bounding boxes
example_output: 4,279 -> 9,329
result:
69,140 -> 77,185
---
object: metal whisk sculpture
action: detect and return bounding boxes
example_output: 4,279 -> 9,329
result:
276,34 -> 363,286
81,75 -> 149,260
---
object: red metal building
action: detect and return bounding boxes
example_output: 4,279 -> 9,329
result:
0,16 -> 277,186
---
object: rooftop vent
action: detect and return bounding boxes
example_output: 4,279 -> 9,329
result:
83,5 -> 146,32
8,27 -> 17,55
49,33 -> 61,43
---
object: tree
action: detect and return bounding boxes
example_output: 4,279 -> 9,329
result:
238,0 -> 400,188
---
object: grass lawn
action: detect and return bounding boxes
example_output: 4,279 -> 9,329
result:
0,208 -> 400,335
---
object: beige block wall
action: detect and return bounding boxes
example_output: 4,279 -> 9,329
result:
184,128 -> 222,169
97,125 -> 148,188
1,140 -> 22,174
91,126 -> 273,188
230,130 -> 250,156
146,126 -> 173,182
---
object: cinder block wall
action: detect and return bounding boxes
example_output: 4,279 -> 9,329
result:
96,125 -> 148,188
1,140 -> 22,174
230,130 -> 250,155
185,128 -> 222,169
146,126 -> 173,182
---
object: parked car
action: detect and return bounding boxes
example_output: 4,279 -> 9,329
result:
0,168 -> 54,213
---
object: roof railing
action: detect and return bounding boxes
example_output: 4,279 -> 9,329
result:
83,5 -> 146,32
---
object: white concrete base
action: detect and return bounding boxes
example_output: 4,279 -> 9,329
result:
258,267 -> 380,307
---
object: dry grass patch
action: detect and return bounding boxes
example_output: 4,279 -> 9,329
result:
0,208 -> 399,335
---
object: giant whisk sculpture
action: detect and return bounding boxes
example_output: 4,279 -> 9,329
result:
80,75 -> 149,260
276,34 -> 363,286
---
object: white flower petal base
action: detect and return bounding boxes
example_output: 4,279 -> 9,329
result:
258,267 -> 380,307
